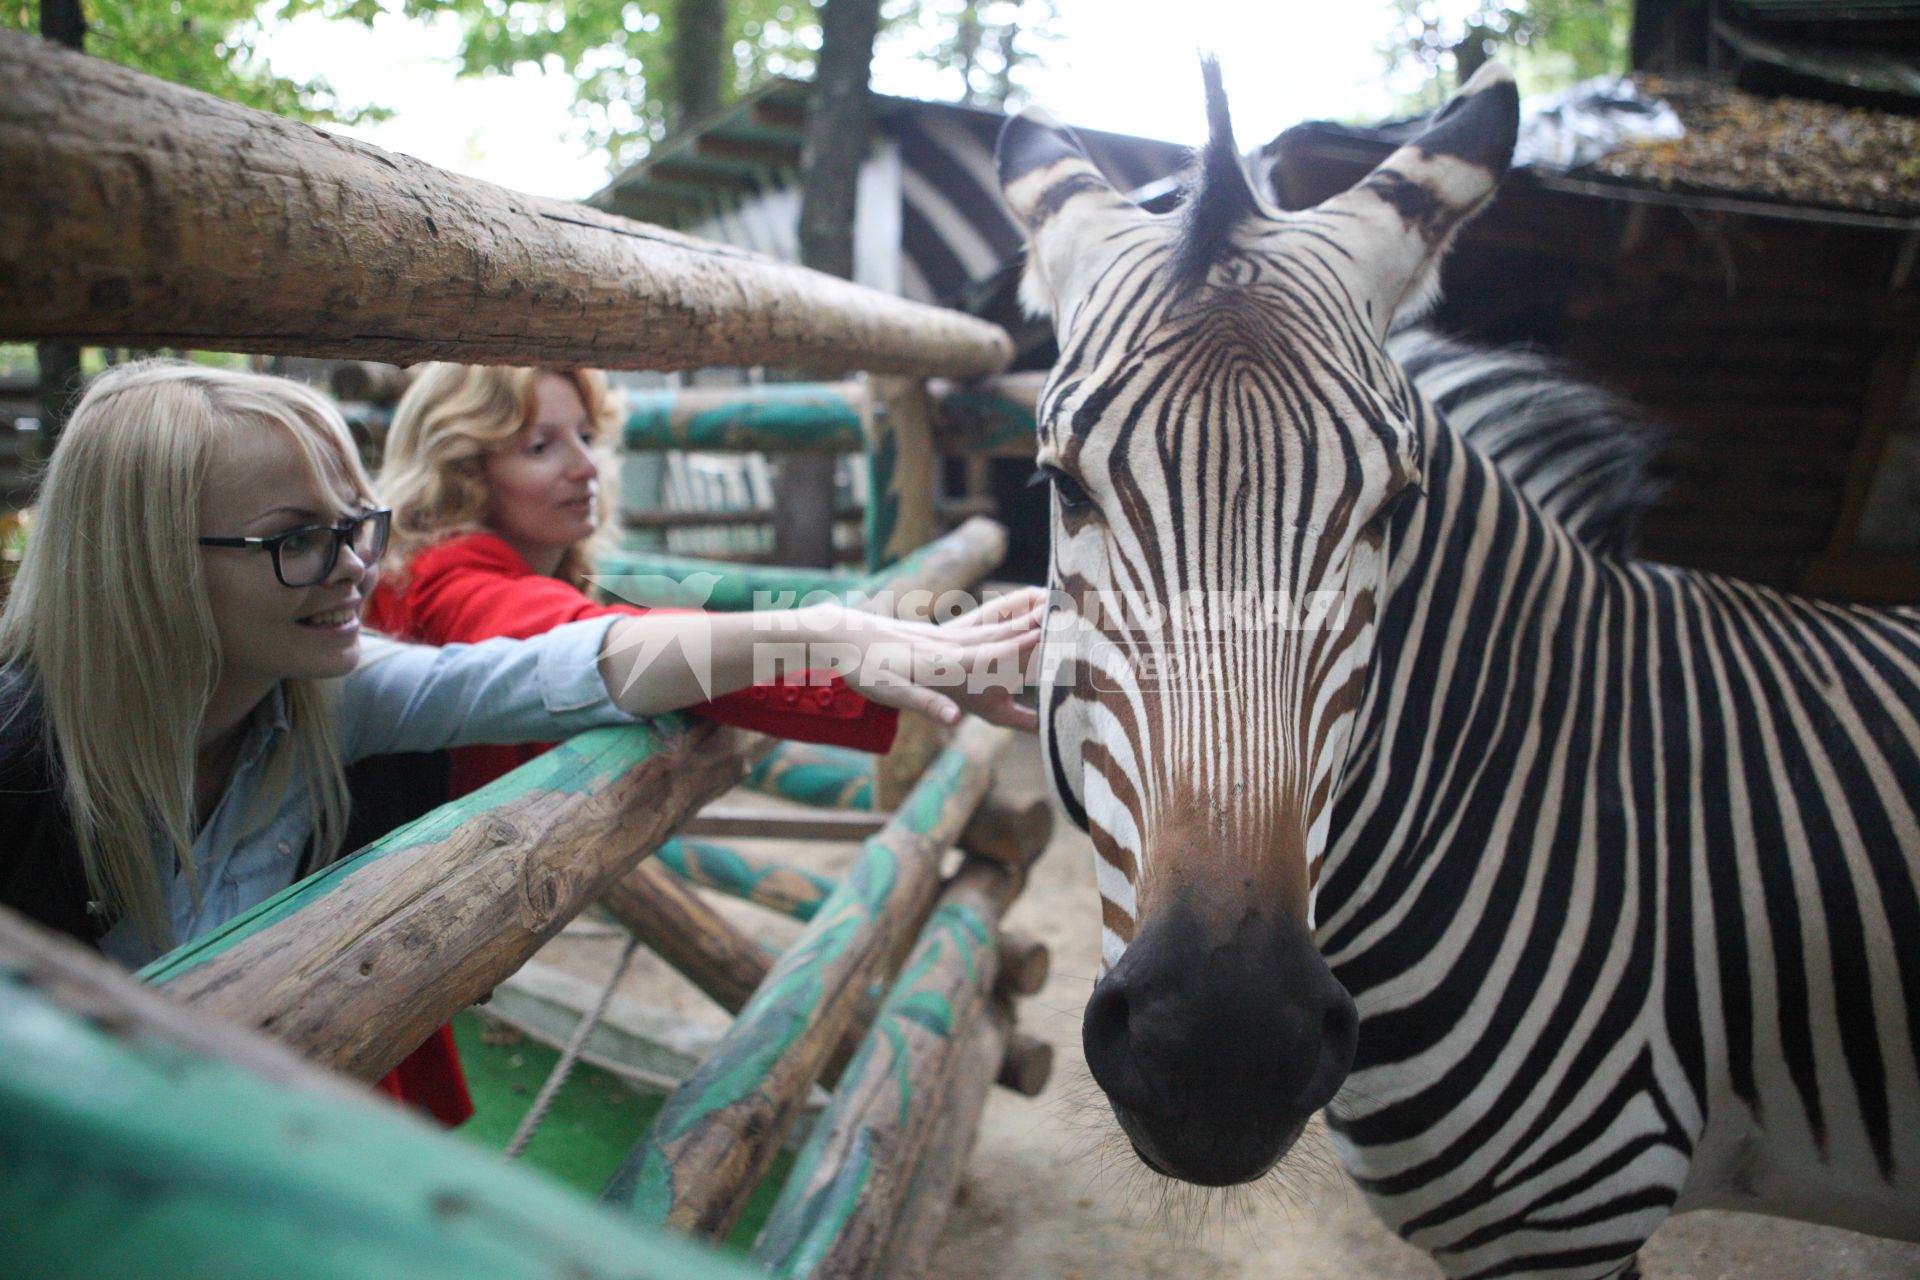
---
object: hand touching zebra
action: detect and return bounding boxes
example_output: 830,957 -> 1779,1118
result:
999,59 -> 1920,1280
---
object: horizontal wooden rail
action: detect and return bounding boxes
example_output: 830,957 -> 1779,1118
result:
624,383 -> 869,453
595,515 -> 1009,616
0,34 -> 1012,377
0,908 -> 758,1280
655,838 -> 840,922
619,377 -> 1045,458
142,718 -> 765,1080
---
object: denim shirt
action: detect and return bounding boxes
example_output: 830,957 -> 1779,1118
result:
100,617 -> 639,968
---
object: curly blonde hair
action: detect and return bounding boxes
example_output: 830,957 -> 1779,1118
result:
380,364 -> 623,588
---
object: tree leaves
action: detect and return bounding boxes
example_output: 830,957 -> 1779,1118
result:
7,0 -> 392,125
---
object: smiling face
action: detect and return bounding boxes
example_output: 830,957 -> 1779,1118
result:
1000,61 -> 1518,1185
482,371 -> 602,574
198,421 -> 380,698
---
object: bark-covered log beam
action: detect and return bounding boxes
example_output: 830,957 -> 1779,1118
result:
143,718 -> 766,1080
749,856 -> 1023,1278
0,34 -> 1013,378
602,718 -> 1011,1240
0,909 -> 763,1280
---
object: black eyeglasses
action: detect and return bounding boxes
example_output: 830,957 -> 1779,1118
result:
199,508 -> 392,588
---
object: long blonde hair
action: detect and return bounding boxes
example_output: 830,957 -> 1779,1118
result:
381,364 -> 622,589
0,361 -> 370,949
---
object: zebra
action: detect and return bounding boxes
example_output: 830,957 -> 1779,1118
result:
997,59 -> 1920,1279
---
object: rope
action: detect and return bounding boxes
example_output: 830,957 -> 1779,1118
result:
503,933 -> 642,1161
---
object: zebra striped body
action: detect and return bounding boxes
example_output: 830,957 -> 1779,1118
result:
999,60 -> 1920,1278
1321,406 -> 1920,1274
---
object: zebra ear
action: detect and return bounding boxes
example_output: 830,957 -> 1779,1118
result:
1317,61 -> 1518,332
997,108 -> 1145,328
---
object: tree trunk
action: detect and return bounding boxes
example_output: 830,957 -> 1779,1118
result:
36,0 -> 85,454
775,0 -> 884,567
671,0 -> 728,130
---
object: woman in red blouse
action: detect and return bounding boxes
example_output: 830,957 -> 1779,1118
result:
366,364 -> 1040,1121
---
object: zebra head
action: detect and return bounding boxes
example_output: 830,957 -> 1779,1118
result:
999,61 -> 1518,1186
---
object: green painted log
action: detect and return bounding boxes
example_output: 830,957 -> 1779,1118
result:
655,838 -> 837,923
0,908 -> 756,1280
749,857 -> 1019,1279
590,553 -> 855,613
874,996 -> 1015,1278
601,718 -> 1011,1240
592,515 -> 1006,618
744,740 -> 876,810
143,719 -> 763,1081
623,383 -> 868,454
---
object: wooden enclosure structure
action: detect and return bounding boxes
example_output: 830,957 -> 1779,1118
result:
0,30 -> 1056,1280
1258,94 -> 1920,604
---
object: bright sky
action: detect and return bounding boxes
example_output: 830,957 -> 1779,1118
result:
258,1 -> 1409,202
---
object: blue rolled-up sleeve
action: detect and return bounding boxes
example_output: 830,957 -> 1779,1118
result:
338,617 -> 642,762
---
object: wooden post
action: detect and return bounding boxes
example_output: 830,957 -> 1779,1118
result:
0,34 -> 1012,378
601,719 -> 1010,1240
997,1029 -> 1055,1098
144,720 -> 763,1080
874,998 -> 1016,1279
866,378 -> 946,811
0,908 -> 760,1280
956,787 -> 1055,867
994,930 -> 1051,998
749,856 -> 1021,1279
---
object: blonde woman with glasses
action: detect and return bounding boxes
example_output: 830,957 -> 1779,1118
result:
0,360 -> 1043,1122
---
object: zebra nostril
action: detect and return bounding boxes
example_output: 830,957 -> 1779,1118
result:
1084,981 -> 1157,1114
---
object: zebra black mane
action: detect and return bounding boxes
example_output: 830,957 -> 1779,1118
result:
1390,326 -> 1669,559
1171,56 -> 1261,297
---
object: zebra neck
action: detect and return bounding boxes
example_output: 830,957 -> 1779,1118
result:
1314,414 -> 1611,926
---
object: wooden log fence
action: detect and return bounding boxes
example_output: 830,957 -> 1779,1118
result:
5,32 -> 1060,1280
141,719 -> 761,1080
0,34 -> 1012,378
0,908 -> 758,1280
749,856 -> 1024,1277
600,720 -> 1011,1239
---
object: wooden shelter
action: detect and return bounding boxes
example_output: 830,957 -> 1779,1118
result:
1258,75 -> 1920,603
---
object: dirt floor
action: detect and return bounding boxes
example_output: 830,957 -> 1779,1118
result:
535,736 -> 1920,1279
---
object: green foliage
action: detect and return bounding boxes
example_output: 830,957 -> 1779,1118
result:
288,0 -> 1055,174
894,0 -> 1057,110
1382,0 -> 1632,111
6,0 -> 391,124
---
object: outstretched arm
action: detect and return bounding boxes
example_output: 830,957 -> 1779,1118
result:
597,586 -> 1047,731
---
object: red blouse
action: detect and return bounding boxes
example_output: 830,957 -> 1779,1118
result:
367,532 -> 897,797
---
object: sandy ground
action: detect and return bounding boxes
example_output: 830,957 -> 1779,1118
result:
536,736 -> 1920,1279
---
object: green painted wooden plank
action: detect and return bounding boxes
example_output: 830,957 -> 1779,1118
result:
0,966 -> 759,1280
654,838 -> 836,923
744,740 -> 875,810
750,863 -> 1011,1279
591,553 -> 856,613
623,385 -> 866,454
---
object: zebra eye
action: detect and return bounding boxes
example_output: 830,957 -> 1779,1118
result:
1371,482 -> 1423,529
1030,464 -> 1095,515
